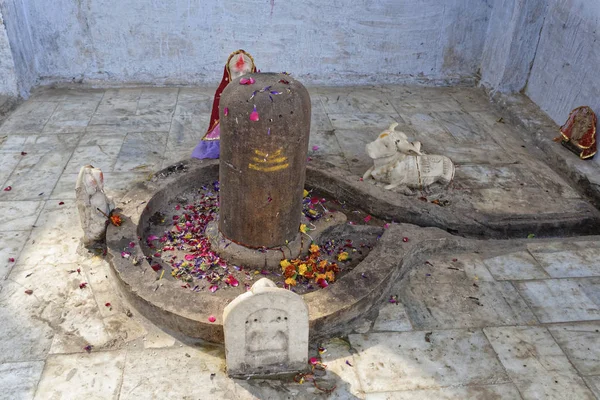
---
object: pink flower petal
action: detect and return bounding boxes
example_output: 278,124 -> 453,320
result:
312,145 -> 319,151
250,105 -> 259,121
225,274 -> 239,287
184,254 -> 195,261
147,235 -> 158,241
239,77 -> 256,85
223,107 -> 229,116
128,242 -> 135,248
120,251 -> 130,258
364,215 -> 372,223
3,186 -> 11,191
151,264 -> 162,271
209,284 -> 219,293
309,357 -> 319,365
208,315 -> 216,323
8,257 -> 15,262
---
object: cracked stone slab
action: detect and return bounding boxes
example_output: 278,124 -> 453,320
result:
348,330 -> 509,393
484,326 -> 596,400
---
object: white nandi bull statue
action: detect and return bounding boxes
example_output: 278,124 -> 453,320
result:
363,123 -> 455,193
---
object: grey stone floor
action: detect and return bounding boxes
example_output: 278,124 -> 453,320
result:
0,86 -> 599,399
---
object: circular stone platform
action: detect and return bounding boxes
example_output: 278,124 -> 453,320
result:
106,158 -> 600,343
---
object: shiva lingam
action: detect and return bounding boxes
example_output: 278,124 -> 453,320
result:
205,72 -> 345,269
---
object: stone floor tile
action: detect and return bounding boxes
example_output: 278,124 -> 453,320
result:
49,278 -> 115,355
527,241 -> 578,253
16,200 -> 83,266
0,152 -> 21,187
584,376 -> 600,399
2,171 -> 62,202
102,172 -> 148,200
454,164 -> 536,190
0,102 -> 58,134
29,87 -> 105,103
348,330 -> 508,393
78,131 -> 128,147
320,89 -> 397,114
113,132 -> 167,173
176,87 -> 214,114
0,271 -> 68,363
449,88 -> 491,112
0,231 -> 29,279
161,150 -> 191,168
396,112 -> 456,145
309,129 -> 344,156
311,111 -> 334,132
42,100 -> 100,134
119,346 -> 233,399
166,111 -> 206,153
402,280 -> 537,330
440,143 -> 515,165
0,361 -> 45,400
22,133 -> 82,153
50,173 -> 78,200
431,110 -> 490,143
392,96 -> 463,114
484,326 -> 596,400
483,251 -> 550,281
0,134 -> 28,151
407,254 -> 494,284
364,383 -> 523,399
136,87 -> 178,117
548,322 -> 600,376
372,303 -> 413,332
0,200 -> 44,231
469,187 -> 590,215
34,351 -> 125,400
64,145 -> 121,174
531,249 -> 600,278
515,279 -> 600,323
328,113 -> 402,131
319,337 -> 365,398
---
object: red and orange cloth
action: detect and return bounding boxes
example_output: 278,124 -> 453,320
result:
556,106 -> 597,160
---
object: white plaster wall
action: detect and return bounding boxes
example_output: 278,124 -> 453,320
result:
0,7 -> 18,98
0,0 -> 37,97
480,0 -> 546,93
19,0 -> 491,87
525,0 -> 600,127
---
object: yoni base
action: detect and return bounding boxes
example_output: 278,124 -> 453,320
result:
228,364 -> 310,380
206,212 -> 347,270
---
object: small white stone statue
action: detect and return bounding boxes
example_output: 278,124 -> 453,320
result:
223,278 -> 308,378
363,123 -> 455,193
76,165 -> 114,247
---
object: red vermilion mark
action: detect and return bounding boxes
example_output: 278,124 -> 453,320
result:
235,54 -> 246,70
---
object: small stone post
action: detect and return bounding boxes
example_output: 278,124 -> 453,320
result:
223,278 -> 309,378
218,73 -> 311,248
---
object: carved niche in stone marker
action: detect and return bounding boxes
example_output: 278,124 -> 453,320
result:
223,278 -> 308,378
75,165 -> 114,247
363,122 -> 455,193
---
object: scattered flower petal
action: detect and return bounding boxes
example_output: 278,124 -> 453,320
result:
121,251 -> 130,259
225,274 -> 239,287
79,282 -> 88,289
309,357 -> 319,365
147,235 -> 158,241
24,289 -> 33,295
402,237 -> 409,242
383,223 -> 390,229
337,252 -> 349,262
223,107 -> 229,116
110,214 -> 122,226
239,77 -> 256,85
83,345 -> 93,353
184,254 -> 195,261
3,186 -> 11,191
312,145 -> 319,151
363,215 -> 372,223
209,284 -> 219,293
21,151 -> 27,156
250,105 -> 259,121
58,201 -> 65,205
208,315 -> 216,323
345,360 -> 353,367
389,295 -> 398,304
8,257 -> 15,262
105,302 -> 111,307
151,264 -> 162,271
128,241 -> 135,248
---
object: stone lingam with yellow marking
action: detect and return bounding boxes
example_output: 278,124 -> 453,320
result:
206,72 -> 346,269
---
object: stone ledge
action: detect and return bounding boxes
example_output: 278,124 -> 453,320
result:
489,91 -> 600,209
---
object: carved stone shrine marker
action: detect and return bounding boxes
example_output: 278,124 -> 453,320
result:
223,278 -> 309,378
76,165 -> 114,248
218,73 -> 311,248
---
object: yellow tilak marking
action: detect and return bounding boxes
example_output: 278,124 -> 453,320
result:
248,163 -> 289,172
254,149 -> 282,157
250,156 -> 288,164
